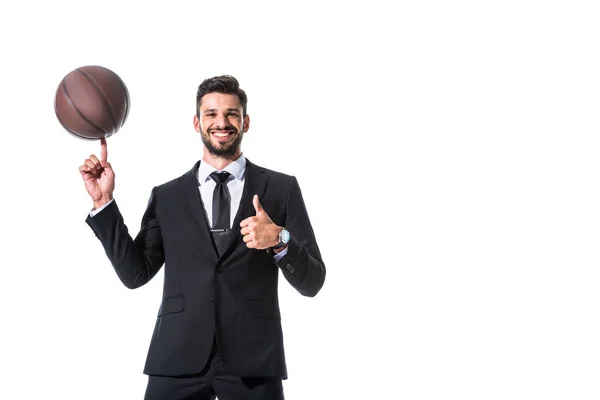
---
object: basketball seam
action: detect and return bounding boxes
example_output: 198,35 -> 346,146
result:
110,68 -> 130,127
61,80 -> 105,136
54,86 -> 80,138
76,68 -> 118,132
93,65 -> 129,128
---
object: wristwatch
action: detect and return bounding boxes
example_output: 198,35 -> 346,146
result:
273,228 -> 290,250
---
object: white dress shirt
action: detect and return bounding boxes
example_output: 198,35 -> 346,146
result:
197,154 -> 246,229
90,153 -> 287,260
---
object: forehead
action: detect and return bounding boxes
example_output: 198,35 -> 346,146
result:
199,92 -> 242,110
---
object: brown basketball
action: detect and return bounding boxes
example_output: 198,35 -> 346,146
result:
54,65 -> 130,140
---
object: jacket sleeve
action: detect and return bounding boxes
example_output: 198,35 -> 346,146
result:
85,187 -> 165,289
275,176 -> 326,297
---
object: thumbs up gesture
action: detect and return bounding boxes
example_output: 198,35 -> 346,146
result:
240,195 -> 283,250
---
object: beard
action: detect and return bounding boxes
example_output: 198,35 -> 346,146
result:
201,128 -> 244,158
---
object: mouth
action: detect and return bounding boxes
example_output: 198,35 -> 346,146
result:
211,130 -> 235,141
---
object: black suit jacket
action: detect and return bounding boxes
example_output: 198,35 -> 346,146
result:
85,159 -> 325,379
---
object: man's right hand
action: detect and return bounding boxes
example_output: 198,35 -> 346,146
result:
79,137 -> 115,210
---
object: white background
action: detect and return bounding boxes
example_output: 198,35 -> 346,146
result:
0,0 -> 599,399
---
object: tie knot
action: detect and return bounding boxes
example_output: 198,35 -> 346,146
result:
210,171 -> 231,184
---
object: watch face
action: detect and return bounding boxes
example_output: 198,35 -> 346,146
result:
282,229 -> 291,243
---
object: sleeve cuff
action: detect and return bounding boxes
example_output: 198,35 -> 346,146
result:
89,199 -> 115,217
272,246 -> 289,262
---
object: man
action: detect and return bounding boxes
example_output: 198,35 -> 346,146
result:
80,75 -> 326,399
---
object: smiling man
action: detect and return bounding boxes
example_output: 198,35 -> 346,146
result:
80,75 -> 326,400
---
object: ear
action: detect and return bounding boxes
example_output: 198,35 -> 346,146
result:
243,114 -> 250,133
193,114 -> 201,133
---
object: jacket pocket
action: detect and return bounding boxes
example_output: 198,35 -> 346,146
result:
248,299 -> 280,320
158,295 -> 185,317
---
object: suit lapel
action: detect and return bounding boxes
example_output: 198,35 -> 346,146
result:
180,161 -> 219,260
218,159 -> 270,261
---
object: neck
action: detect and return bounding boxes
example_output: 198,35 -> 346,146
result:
202,149 -> 241,171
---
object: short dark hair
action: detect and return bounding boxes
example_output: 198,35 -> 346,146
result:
196,75 -> 248,117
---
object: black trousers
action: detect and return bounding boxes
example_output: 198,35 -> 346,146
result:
144,340 -> 284,400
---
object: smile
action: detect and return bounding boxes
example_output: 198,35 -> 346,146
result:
212,131 -> 233,137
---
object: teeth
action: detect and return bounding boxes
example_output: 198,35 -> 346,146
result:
213,132 -> 229,137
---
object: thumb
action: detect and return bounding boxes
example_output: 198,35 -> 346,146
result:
253,194 -> 265,215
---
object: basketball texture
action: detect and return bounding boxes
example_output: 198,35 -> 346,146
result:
54,65 -> 130,140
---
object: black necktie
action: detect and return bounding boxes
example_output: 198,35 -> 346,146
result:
210,171 -> 231,230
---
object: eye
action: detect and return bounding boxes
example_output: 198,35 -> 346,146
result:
205,112 -> 216,117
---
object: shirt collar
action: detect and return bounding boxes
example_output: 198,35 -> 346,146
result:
197,153 -> 247,184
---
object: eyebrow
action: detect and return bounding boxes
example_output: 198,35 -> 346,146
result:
203,108 -> 240,114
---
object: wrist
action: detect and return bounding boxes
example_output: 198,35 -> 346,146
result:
273,243 -> 287,254
273,226 -> 290,251
93,195 -> 113,210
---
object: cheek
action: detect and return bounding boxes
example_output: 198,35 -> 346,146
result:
200,120 -> 211,132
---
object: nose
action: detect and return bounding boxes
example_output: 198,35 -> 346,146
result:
214,113 -> 229,129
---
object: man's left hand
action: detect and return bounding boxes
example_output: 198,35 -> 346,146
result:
240,195 -> 282,250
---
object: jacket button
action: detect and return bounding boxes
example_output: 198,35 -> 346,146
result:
210,298 -> 214,303
286,263 -> 295,273
216,267 -> 223,274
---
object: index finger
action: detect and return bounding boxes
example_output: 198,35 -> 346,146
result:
100,137 -> 108,163
240,217 -> 251,228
